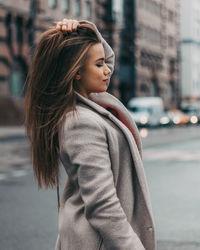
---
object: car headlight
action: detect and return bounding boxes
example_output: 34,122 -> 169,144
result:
173,117 -> 180,124
160,117 -> 170,124
140,116 -> 148,124
139,128 -> 148,138
190,115 -> 198,124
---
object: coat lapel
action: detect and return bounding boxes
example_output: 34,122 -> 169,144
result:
75,91 -> 153,214
75,91 -> 142,155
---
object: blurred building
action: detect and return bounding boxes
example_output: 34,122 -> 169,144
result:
0,0 -> 120,124
0,0 -> 29,98
180,0 -> 200,109
0,0 -> 181,122
119,0 -> 180,109
0,1 -> 92,99
0,0 -> 32,124
97,0 -> 120,98
118,0 -> 136,105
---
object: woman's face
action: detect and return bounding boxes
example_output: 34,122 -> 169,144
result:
75,43 -> 111,98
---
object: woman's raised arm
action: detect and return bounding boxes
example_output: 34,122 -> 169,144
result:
56,19 -> 115,78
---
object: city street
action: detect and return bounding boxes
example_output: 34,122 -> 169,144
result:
142,126 -> 200,250
0,0 -> 199,249
0,125 -> 200,250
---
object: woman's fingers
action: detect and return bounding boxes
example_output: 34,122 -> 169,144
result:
56,19 -> 80,32
56,21 -> 62,31
72,20 -> 80,31
63,18 -> 72,31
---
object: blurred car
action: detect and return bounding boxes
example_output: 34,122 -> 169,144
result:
181,106 -> 200,125
159,111 -> 172,126
168,109 -> 190,125
127,97 -> 164,127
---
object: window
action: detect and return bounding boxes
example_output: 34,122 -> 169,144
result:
143,0 -> 147,9
169,58 -> 175,74
140,50 -> 163,70
138,24 -> 144,39
168,10 -> 174,22
138,23 -> 161,46
155,30 -> 161,45
61,0 -> 70,12
85,1 -> 91,19
156,4 -> 161,17
152,1 -> 156,14
15,16 -> 23,44
74,0 -> 81,16
145,0 -> 151,10
48,0 -> 57,8
168,35 -> 174,48
10,69 -> 24,97
139,0 -> 143,8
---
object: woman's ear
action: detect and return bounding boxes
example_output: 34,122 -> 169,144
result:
75,72 -> 81,80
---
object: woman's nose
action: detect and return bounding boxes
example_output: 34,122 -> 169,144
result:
104,64 -> 111,75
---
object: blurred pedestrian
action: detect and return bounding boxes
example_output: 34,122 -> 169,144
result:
25,18 -> 156,250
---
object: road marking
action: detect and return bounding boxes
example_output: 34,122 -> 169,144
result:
0,170 -> 29,182
143,149 -> 200,162
11,170 -> 27,177
0,173 -> 7,180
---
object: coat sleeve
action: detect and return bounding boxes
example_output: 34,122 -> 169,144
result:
61,114 -> 145,250
79,20 -> 115,78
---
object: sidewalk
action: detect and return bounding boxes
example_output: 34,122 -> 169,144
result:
0,124 -> 200,146
0,126 -> 26,142
0,126 -> 29,172
141,125 -> 200,148
157,240 -> 200,250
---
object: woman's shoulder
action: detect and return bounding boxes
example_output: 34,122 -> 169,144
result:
64,104 -> 104,129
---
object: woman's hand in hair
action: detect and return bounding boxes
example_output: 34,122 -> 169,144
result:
56,19 -> 80,32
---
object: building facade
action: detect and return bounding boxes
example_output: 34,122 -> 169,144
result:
133,0 -> 180,109
0,0 -> 120,105
180,0 -> 200,109
0,0 -> 180,117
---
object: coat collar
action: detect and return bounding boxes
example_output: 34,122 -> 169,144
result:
74,90 -> 153,216
75,90 -> 142,157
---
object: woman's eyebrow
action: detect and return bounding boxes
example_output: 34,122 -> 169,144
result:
95,57 -> 105,62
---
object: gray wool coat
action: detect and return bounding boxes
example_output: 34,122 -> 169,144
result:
55,20 -> 156,250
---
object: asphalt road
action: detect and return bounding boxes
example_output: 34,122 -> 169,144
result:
142,125 -> 200,250
0,125 -> 200,250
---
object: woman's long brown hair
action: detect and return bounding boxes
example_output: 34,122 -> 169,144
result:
25,23 -> 101,189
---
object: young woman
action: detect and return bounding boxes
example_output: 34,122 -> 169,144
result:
25,19 -> 156,250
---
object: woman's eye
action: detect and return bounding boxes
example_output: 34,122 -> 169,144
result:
96,64 -> 103,67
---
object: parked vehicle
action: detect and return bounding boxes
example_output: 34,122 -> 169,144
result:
168,109 -> 190,125
181,106 -> 200,124
127,97 -> 164,127
159,110 -> 172,126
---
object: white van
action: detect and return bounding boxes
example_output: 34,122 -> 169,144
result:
127,97 -> 164,127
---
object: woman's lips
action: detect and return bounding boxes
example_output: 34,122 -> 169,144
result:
103,79 -> 109,84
